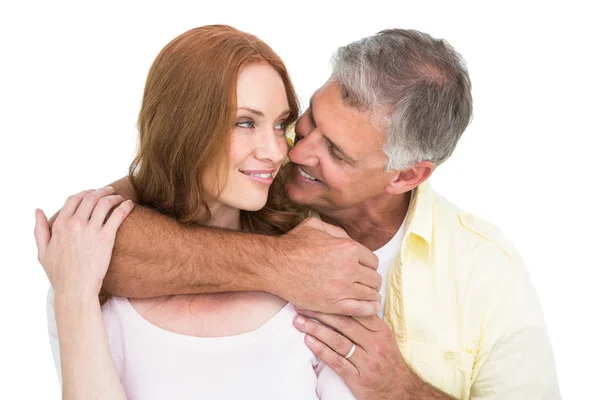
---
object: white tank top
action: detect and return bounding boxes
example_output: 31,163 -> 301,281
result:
47,289 -> 355,400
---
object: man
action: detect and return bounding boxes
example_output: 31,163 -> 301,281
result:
49,29 -> 559,399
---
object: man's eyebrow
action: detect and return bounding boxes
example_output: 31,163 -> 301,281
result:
308,97 -> 317,127
309,96 -> 356,166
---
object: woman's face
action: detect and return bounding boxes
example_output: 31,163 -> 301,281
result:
204,63 -> 290,213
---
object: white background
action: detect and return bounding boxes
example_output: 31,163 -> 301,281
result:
1,0 -> 598,398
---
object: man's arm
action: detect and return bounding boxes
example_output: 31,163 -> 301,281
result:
469,257 -> 560,399
54,177 -> 383,316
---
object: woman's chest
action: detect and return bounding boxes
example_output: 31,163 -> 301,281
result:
129,292 -> 287,337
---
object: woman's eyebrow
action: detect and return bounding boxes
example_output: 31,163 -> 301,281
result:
237,107 -> 291,119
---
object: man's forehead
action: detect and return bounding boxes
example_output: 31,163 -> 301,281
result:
311,83 -> 385,155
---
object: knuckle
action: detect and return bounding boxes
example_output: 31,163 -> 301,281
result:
111,208 -> 125,219
97,196 -> 112,205
84,192 -> 100,202
372,342 -> 385,356
330,353 -> 345,369
52,219 -> 64,231
66,218 -> 84,230
338,317 -> 354,330
332,333 -> 346,350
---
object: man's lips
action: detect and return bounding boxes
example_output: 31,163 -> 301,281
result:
297,166 -> 320,182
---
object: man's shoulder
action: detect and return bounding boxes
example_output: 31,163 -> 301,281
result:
431,191 -> 520,262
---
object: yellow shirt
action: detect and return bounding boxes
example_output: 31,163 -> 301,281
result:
383,181 -> 560,399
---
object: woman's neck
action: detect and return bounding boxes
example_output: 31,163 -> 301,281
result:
205,202 -> 241,230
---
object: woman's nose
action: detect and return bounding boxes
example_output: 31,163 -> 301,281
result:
255,128 -> 286,164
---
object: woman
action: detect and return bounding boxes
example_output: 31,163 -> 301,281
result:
35,25 -> 354,399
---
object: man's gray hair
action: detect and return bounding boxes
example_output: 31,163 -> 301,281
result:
330,29 -> 473,170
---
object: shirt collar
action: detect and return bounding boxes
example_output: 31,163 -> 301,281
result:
306,180 -> 434,265
401,180 -> 434,266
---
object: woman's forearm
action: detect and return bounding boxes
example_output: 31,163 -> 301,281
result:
54,293 -> 126,400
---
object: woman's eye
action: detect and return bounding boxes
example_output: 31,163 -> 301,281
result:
274,121 -> 286,131
236,120 -> 254,129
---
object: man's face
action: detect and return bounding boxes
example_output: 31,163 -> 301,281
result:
286,82 -> 394,214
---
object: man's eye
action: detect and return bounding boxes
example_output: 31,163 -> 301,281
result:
328,142 -> 342,160
236,121 -> 254,129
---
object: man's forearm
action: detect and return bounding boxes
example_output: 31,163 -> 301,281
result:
104,204 -> 279,298
400,370 -> 456,400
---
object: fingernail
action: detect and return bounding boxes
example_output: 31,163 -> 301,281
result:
306,335 -> 315,343
295,316 -> 306,325
105,186 -> 114,190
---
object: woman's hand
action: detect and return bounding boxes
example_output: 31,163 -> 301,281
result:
34,187 -> 134,298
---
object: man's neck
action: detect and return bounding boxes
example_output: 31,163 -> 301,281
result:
320,191 -> 411,251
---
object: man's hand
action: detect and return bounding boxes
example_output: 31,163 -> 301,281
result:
293,309 -> 453,400
270,217 -> 382,317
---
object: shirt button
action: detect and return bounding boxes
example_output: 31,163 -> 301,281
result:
444,351 -> 454,360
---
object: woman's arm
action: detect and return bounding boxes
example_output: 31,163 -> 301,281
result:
35,187 -> 133,399
54,292 -> 126,400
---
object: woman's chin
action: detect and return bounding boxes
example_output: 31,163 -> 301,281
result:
236,196 -> 268,212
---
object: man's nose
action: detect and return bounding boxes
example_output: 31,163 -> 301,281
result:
289,134 -> 319,167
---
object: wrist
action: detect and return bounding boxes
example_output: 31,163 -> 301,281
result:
54,288 -> 100,312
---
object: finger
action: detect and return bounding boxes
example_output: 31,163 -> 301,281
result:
73,187 -> 116,221
351,283 -> 382,303
55,189 -> 95,223
317,220 -> 349,239
358,245 -> 379,271
331,298 -> 380,317
103,199 -> 134,233
355,266 -> 383,291
294,314 -> 356,359
303,334 -> 360,377
89,195 -> 125,226
300,308 -> 387,336
295,309 -> 368,346
34,209 -> 51,262
352,314 -> 389,332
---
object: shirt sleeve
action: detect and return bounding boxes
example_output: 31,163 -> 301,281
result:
46,287 -> 62,387
469,256 -> 561,399
314,360 -> 357,400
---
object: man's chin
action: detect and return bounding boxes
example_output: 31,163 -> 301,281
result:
285,182 -> 312,206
